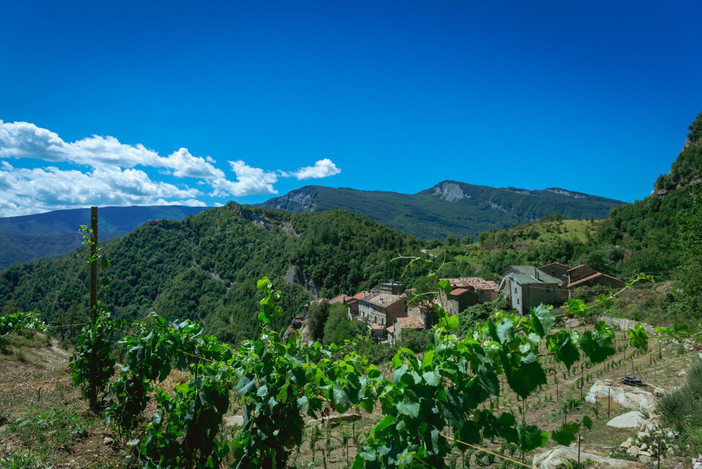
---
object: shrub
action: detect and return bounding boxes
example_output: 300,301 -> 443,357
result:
659,360 -> 702,443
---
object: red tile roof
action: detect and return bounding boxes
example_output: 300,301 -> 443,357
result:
352,291 -> 373,300
329,294 -> 351,304
396,317 -> 425,330
440,277 -> 499,291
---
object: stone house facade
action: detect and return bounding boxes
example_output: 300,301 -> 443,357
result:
438,277 -> 500,315
499,266 -> 568,315
539,263 -> 626,297
357,293 -> 407,327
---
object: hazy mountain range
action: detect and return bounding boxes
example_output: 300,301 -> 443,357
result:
0,206 -> 209,269
260,180 -> 624,241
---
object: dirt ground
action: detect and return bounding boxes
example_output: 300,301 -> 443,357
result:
0,325 -> 700,468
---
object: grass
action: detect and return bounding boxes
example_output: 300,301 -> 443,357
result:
0,449 -> 53,469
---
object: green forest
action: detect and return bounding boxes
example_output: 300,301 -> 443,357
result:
0,112 -> 701,344
0,205 -> 426,344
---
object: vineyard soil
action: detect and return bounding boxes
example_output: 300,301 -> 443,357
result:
0,324 -> 700,468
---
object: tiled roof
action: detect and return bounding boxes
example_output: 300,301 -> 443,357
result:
386,325 -> 395,334
352,291 -> 373,300
396,317 -> 425,329
502,266 -> 562,286
440,277 -> 499,291
449,287 -> 470,296
362,293 -> 404,308
329,294 -> 351,304
540,262 -> 571,270
568,271 -> 625,288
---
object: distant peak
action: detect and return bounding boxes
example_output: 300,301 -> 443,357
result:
544,188 -> 587,199
431,181 -> 470,201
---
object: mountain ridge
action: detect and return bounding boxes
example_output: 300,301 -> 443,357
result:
0,205 -> 210,268
260,180 -> 624,241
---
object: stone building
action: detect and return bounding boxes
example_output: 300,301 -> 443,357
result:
499,265 -> 568,315
540,263 -> 626,297
357,293 -> 407,327
438,277 -> 500,315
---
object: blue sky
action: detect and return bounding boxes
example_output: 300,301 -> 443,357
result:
0,1 -> 700,216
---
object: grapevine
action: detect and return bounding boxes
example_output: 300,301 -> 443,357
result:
1,269 -> 687,468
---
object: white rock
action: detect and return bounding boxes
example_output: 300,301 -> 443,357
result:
566,318 -> 581,328
637,431 -> 651,440
608,411 -> 645,428
639,451 -> 652,464
585,381 -> 657,412
223,415 -> 244,427
103,436 -> 115,446
640,443 -> 648,451
620,437 -> 634,450
534,444 -> 647,469
627,445 -> 640,458
678,371 -> 687,377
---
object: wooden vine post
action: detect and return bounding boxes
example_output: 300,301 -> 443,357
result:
89,206 -> 98,320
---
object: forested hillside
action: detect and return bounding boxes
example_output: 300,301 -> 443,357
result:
592,111 -> 702,278
260,180 -> 623,241
0,205 -> 209,268
0,204 -> 424,343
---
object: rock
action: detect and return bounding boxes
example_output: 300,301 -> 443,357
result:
627,445 -> 640,458
620,437 -> 634,450
653,387 -> 665,396
607,411 -> 645,428
534,445 -> 647,469
103,436 -> 115,446
565,318 -> 581,328
678,371 -> 687,377
585,381 -> 657,412
323,412 -> 362,428
307,412 -> 362,428
639,451 -> 652,464
640,443 -> 648,451
223,415 -> 244,427
637,431 -> 651,440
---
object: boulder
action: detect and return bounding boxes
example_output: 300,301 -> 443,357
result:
607,411 -> 645,428
565,318 -> 581,328
223,414 -> 244,427
638,451 -> 652,464
620,437 -> 634,450
323,412 -> 362,427
533,444 -> 647,469
627,445 -> 640,458
307,412 -> 362,428
585,381 -> 657,412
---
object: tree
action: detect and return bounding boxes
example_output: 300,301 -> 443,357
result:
307,300 -> 330,341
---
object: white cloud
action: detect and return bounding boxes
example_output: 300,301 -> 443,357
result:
0,120 -> 223,180
0,120 -> 342,215
211,160 -> 279,197
0,161 -> 201,216
287,158 -> 341,180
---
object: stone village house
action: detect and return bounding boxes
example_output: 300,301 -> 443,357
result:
499,265 -> 568,315
539,263 -> 626,296
438,277 -> 500,315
